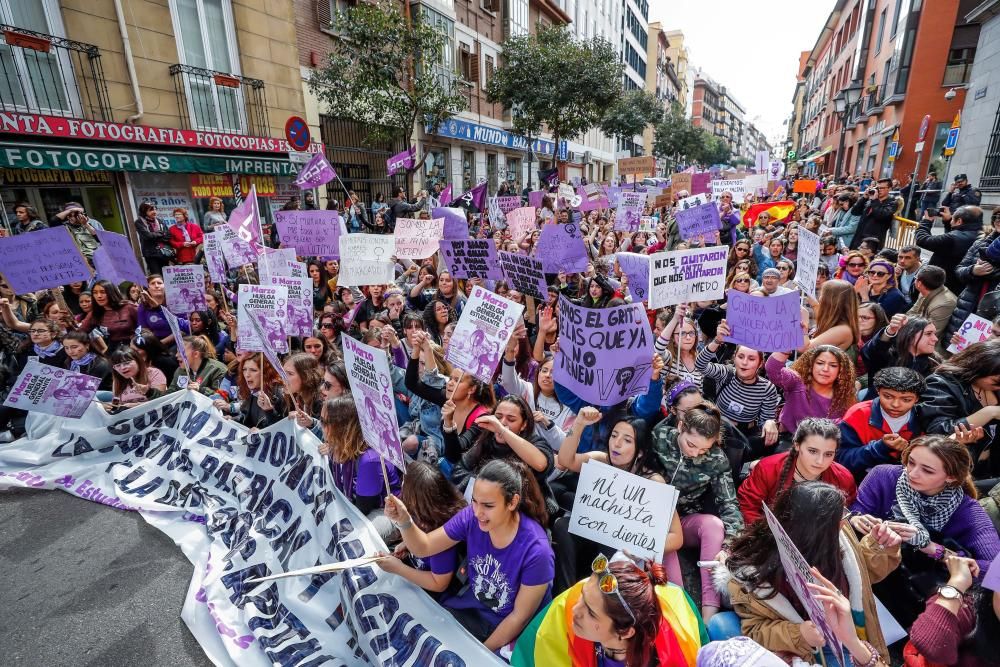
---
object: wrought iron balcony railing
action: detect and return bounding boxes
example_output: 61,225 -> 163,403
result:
169,63 -> 268,136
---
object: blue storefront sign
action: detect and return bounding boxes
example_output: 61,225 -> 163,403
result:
427,118 -> 568,160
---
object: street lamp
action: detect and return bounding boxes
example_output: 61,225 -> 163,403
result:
832,81 -> 864,179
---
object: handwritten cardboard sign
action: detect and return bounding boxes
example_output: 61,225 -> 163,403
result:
338,234 -> 396,287
648,247 -> 728,309
394,217 -> 444,259
505,207 -> 537,243
94,230 -> 147,287
794,226 -> 821,298
711,178 -> 749,204
438,239 -> 503,281
536,223 -> 589,274
947,313 -> 994,354
618,155 -> 656,176
274,210 -> 345,258
724,289 -> 804,352
674,201 -> 720,241
498,251 -> 548,300
577,183 -> 609,211
0,226 -> 92,294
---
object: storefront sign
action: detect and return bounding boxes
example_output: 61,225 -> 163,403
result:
190,174 -> 277,198
426,118 -> 568,160
132,188 -> 192,214
0,111 -> 324,154
0,144 -> 301,176
0,167 -> 111,185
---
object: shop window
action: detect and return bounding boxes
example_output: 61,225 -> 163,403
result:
462,150 -> 476,192
423,146 -> 449,189
487,153 -> 498,192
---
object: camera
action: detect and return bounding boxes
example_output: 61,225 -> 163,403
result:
867,188 -> 877,196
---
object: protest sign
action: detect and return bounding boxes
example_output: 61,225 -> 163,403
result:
446,285 -> 524,383
553,295 -> 654,406
94,230 -> 147,287
536,222 -> 589,274
161,306 -> 192,375
794,226 -> 821,298
947,313 -> 994,353
394,217 -> 444,259
342,336 -> 406,471
639,216 -> 657,233
505,207 -> 537,242
652,193 -> 672,208
577,183 -> 609,211
674,201 -> 720,241
494,196 -> 521,214
498,251 -> 548,300
0,226 -> 92,294
606,185 -> 622,206
216,225 -> 257,268
163,265 -> 206,314
649,246 -> 728,309
618,155 -> 655,176
386,146 -> 416,176
2,359 -> 98,418
724,289 -> 804,352
793,179 -> 819,194
745,174 -> 768,195
712,178 -> 749,204
0,392 -> 504,667
615,191 -> 647,232
768,160 -> 784,181
257,247 -> 298,282
432,206 -> 469,240
616,252 -> 650,303
984,554 -> 1000,592
243,309 -> 289,383
338,234 -> 396,287
670,173 -> 692,196
438,239 -> 503,281
763,503 -> 844,660
266,275 -> 312,337
237,284 -> 288,353
677,193 -> 711,210
202,231 -> 227,284
569,459 -> 678,561
488,196 -> 506,227
274,210 -> 345,258
528,190 -> 545,209
294,150 -> 337,188
691,172 -> 712,195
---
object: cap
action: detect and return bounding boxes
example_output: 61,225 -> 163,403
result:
954,174 -> 968,182
761,267 -> 781,278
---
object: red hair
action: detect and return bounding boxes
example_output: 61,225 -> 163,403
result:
603,560 -> 673,667
172,207 -> 189,221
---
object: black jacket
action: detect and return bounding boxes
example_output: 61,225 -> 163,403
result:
850,195 -> 898,248
388,197 -> 425,229
914,216 -> 983,295
134,216 -> 171,257
239,387 -> 288,429
941,184 -> 982,209
920,371 -> 1000,475
945,231 -> 1000,339
65,355 -> 113,391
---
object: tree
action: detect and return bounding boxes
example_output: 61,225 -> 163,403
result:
698,134 -> 732,167
652,103 -> 702,169
308,1 -> 467,174
599,90 -> 665,154
487,26 -> 623,163
731,156 -> 754,168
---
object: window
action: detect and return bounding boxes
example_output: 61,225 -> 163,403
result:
503,0 -> 528,38
943,47 -> 975,86
0,0 -> 77,116
462,150 -> 476,191
484,53 -> 495,88
419,6 -> 455,89
980,101 -> 1000,191
890,0 -> 904,38
423,146 -> 450,189
481,0 -> 498,13
487,153 -> 498,191
169,0 -> 244,133
874,9 -> 886,54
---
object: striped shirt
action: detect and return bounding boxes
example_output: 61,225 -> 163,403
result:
695,346 -> 779,426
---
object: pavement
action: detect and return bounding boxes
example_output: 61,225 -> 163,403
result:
0,487 -> 212,667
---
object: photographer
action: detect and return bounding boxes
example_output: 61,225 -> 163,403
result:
915,205 -> 983,296
850,179 -> 897,249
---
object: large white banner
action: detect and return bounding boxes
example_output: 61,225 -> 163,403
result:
0,393 -> 503,667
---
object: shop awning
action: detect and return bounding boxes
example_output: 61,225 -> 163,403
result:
803,145 -> 834,162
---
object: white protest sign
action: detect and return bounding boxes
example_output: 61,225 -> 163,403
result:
2,360 -> 99,418
394,217 -> 444,259
445,285 -> 524,383
745,173 -> 768,194
712,178 -> 749,204
677,193 -> 710,210
162,264 -> 207,314
947,313 -> 994,353
649,246 -> 729,309
338,234 -> 396,287
237,284 -> 288,353
569,459 -> 678,561
794,226 -> 821,298
505,207 -> 537,242
342,336 -> 406,471
258,247 -> 298,282
202,231 -> 227,284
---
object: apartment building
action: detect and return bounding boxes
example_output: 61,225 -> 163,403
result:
662,29 -> 690,113
642,22 -> 681,157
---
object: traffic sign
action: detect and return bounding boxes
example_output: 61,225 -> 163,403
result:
887,142 -> 899,161
951,111 -> 962,129
918,114 -> 931,141
284,116 -> 310,151
914,141 -> 925,153
944,127 -> 960,156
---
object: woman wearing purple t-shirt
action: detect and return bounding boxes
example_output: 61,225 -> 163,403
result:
385,459 -> 555,651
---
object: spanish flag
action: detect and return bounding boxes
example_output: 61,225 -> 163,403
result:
742,200 -> 796,228
511,580 -> 706,667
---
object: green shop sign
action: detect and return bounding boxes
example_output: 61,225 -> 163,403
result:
0,144 -> 300,176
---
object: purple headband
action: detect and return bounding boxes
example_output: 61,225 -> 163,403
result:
667,379 -> 697,406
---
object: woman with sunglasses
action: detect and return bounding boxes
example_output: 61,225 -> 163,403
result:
726,271 -> 753,294
512,553 -> 706,667
854,258 -> 909,318
834,250 -> 868,285
385,459 -> 555,652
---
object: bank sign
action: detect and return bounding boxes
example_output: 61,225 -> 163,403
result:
428,118 -> 568,160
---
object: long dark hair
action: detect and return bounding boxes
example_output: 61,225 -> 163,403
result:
934,338 -> 1000,385
775,418 -> 842,494
400,461 -> 466,532
91,279 -> 127,318
109,347 -> 151,397
892,316 -> 942,369
600,559 -> 671,667
610,417 -> 666,479
190,309 -> 221,344
727,482 -> 847,599
476,459 -> 548,527
467,395 -> 535,471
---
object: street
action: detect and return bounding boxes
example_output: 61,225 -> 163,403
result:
0,487 -> 211,667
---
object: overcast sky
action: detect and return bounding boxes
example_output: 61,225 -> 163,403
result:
650,0 -> 834,150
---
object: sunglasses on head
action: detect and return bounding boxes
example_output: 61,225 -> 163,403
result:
591,554 -> 636,624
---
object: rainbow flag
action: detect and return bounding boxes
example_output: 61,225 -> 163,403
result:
511,580 -> 706,667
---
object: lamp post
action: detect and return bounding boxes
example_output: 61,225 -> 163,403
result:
832,82 -> 864,180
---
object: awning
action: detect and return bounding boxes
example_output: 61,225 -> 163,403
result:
803,145 -> 834,162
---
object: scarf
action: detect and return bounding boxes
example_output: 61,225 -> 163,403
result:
33,341 -> 63,358
179,223 -> 191,242
69,352 -> 97,372
893,471 -> 964,548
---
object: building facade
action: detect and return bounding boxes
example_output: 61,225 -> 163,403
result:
642,22 -> 681,157
663,29 -> 690,113
0,0 -> 314,241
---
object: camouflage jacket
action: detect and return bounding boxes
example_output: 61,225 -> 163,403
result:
651,423 -> 744,538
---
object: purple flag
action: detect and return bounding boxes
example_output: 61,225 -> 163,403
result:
0,226 -> 92,294
723,289 -> 804,352
294,152 -> 337,189
456,182 -> 487,211
438,239 -> 503,280
433,207 -> 469,240
94,231 -> 148,287
536,222 -> 589,274
440,184 -> 453,206
386,146 -> 416,176
225,184 -> 264,255
552,295 -> 654,407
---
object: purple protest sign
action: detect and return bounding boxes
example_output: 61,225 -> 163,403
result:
267,275 -> 312,337
691,172 -> 712,195
536,222 -> 589,274
505,207 -> 537,242
577,184 -> 609,211
762,503 -> 844,660
553,295 -> 654,407
528,190 -> 545,209
162,265 -> 206,314
984,553 -> 1000,592
495,196 -> 521,214
225,184 -> 265,255
386,146 -> 416,176
202,231 -> 227,284
440,184 -> 453,206
237,284 -> 289,353
244,309 -> 289,384
606,186 -> 622,206
724,289 -> 804,352
2,359 -> 99,418
215,226 -> 257,268
274,210 -> 344,257
616,252 -> 650,303
161,306 -> 192,375
294,151 -> 337,189
0,226 -> 92,294
498,251 -> 548,300
446,285 -> 524,383
433,206 -> 469,240
438,239 -> 503,281
94,231 -> 148,287
674,201 -> 721,241
615,191 -> 646,232
342,336 -> 406,472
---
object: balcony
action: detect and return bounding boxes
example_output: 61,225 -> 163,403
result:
862,85 -> 885,115
943,63 -> 973,87
169,64 -> 268,136
0,25 -> 111,120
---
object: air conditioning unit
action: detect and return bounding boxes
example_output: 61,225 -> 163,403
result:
583,151 -> 592,163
